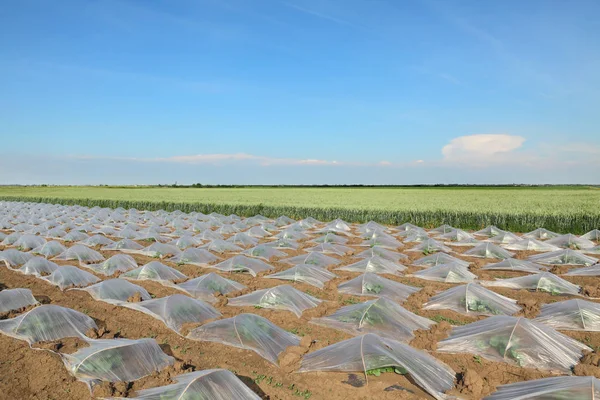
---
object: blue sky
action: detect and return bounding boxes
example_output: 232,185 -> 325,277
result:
1,0 -> 599,184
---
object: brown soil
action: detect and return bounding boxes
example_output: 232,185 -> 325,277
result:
0,229 -> 599,399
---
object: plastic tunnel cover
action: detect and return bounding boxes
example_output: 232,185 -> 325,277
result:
410,263 -> 477,283
0,288 -> 39,313
412,252 -> 469,268
265,264 -> 336,289
32,240 -> 67,258
242,244 -> 286,261
528,249 -> 598,266
120,261 -> 187,283
423,283 -> 521,316
77,279 -> 151,303
123,369 -> 261,400
335,256 -> 406,275
355,247 -> 408,263
44,266 -> 101,290
85,254 -> 138,276
0,304 -> 97,344
311,296 -> 434,342
169,248 -> 220,266
480,272 -> 581,296
102,239 -> 144,252
483,376 -> 600,400
122,294 -> 221,334
62,338 -> 174,385
481,258 -> 545,273
534,299 -> 600,331
523,228 -> 560,240
463,243 -> 514,259
0,249 -> 34,267
174,272 -> 245,303
18,257 -> 59,277
53,245 -> 105,264
298,333 -> 455,400
228,285 -> 321,317
437,316 -> 590,372
338,273 -> 420,303
209,255 -> 274,277
187,313 -> 300,365
281,252 -> 341,268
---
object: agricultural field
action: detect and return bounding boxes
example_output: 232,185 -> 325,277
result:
1,200 -> 600,399
0,185 -> 599,233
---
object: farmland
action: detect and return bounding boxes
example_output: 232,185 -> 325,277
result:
0,185 -> 599,233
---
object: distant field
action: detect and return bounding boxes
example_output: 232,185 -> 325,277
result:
1,186 -> 599,233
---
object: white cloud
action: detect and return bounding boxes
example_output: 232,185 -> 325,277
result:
442,134 -> 526,165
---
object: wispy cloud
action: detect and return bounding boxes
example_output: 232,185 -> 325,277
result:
282,1 -> 363,30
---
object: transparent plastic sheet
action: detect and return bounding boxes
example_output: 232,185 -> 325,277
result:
282,252 -> 341,268
430,224 -> 456,235
246,226 -> 272,238
77,279 -> 151,303
486,232 -> 522,245
13,234 -> 46,251
319,219 -> 352,234
406,238 -> 452,253
44,266 -> 101,290
402,230 -> 430,243
1,232 -> 22,245
437,228 -> 475,243
31,240 -> 67,258
298,333 -> 455,400
423,283 -> 521,316
412,252 -> 469,268
264,238 -> 299,250
565,264 -> 600,276
136,243 -> 181,258
18,257 -> 59,277
118,369 -> 261,400
0,305 -> 97,344
228,285 -> 321,317
169,248 -> 219,266
209,255 -> 274,277
546,234 -> 596,250
114,228 -> 138,240
63,231 -> 90,242
62,338 -> 174,386
85,254 -> 138,276
357,221 -> 387,235
274,229 -> 308,241
304,243 -> 353,256
463,243 -> 514,259
481,258 -> 545,273
311,296 -> 434,342
275,215 -> 295,226
265,264 -> 336,289
174,272 -> 245,303
338,273 -> 420,303
481,272 -> 581,296
355,246 -> 408,263
169,235 -> 201,250
122,294 -> 221,334
410,263 -> 477,283
79,235 -> 115,247
484,376 -> 600,400
242,244 -> 286,261
582,245 -> 600,255
359,235 -> 403,250
102,239 -> 144,252
0,288 -> 39,313
312,232 -> 349,245
581,229 -> 600,241
504,238 -> 560,252
335,256 -> 406,275
134,231 -> 169,243
447,237 -> 482,247
473,225 -> 505,238
523,227 -> 560,240
53,244 -> 105,264
437,316 -> 590,372
534,299 -> 600,331
120,261 -> 187,283
227,232 -> 259,247
529,249 -> 598,266
202,239 -> 243,253
395,222 -> 420,232
187,313 -> 300,365
0,249 -> 34,267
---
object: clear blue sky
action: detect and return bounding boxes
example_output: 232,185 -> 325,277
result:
1,0 -> 599,184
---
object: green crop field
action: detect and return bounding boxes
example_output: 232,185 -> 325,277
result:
0,186 -> 598,233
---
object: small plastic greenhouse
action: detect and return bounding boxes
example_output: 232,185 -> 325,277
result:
0,249 -> 34,267
102,238 -> 144,252
355,246 -> 408,263
227,232 -> 258,247
85,254 -> 138,276
534,299 -> 600,331
481,258 -> 545,273
319,219 -> 352,234
228,285 -> 321,317
437,228 -> 475,243
169,235 -> 201,250
0,288 -> 38,313
402,230 -> 430,243
312,232 -> 349,245
242,244 -> 286,261
136,243 -> 181,258
13,234 -> 46,251
0,305 -> 97,344
423,283 -> 521,316
504,238 -> 560,252
486,232 -> 522,245
437,316 -> 590,372
464,243 -> 514,259
338,273 -> 420,303
409,263 -> 477,283
523,227 -> 560,241
264,237 -> 299,250
430,224 -> 456,235
484,376 -> 600,400
335,256 -> 406,275
265,264 -> 336,289
62,338 -> 174,385
54,244 -> 105,264
311,296 -> 433,342
282,252 -> 341,268
187,313 -> 300,365
583,245 -> 600,255
274,229 -> 308,241
299,333 -> 455,400
2,232 -> 22,246
209,255 -> 274,277
63,231 -> 90,242
77,279 -> 151,303
174,272 -> 245,303
305,243 -> 353,256
412,252 -> 469,268
406,238 -> 452,254
31,240 -> 67,258
396,222 -> 420,232
169,248 -> 219,266
123,294 -> 221,334
481,272 -> 581,296
79,234 -> 115,247
529,249 -> 598,266
120,261 -> 187,283
581,229 -> 600,241
202,239 -> 243,254
473,225 -> 505,238
44,266 -> 101,290
546,234 -> 595,250
18,257 -> 59,276
565,264 -> 600,276
124,369 -> 261,400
